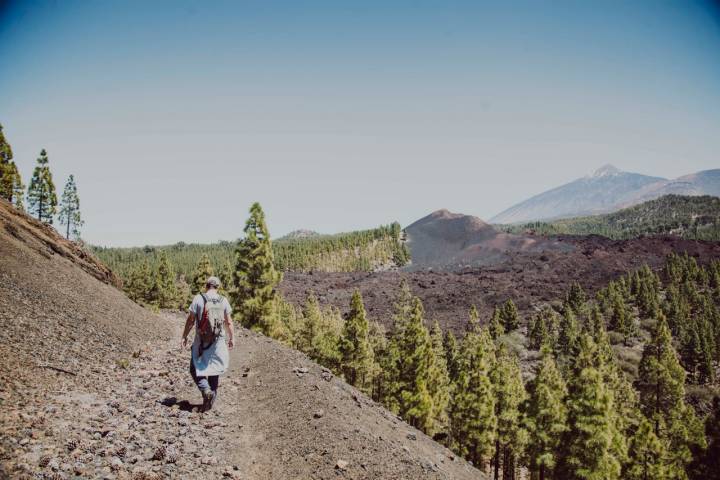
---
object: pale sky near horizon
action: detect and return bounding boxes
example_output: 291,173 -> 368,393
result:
1,1 -> 719,247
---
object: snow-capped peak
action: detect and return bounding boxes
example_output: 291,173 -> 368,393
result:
591,164 -> 622,178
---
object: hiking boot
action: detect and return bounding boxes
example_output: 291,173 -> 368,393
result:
201,388 -> 215,412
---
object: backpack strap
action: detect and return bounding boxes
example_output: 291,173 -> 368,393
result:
199,292 -> 207,304
197,293 -> 208,356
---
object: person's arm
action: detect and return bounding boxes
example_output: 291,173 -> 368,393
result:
224,311 -> 235,349
182,312 -> 195,349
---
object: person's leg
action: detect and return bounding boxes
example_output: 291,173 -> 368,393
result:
190,360 -> 210,393
208,376 -> 219,407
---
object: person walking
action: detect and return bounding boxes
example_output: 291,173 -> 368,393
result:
182,276 -> 234,411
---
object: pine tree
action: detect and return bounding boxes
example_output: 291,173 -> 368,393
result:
449,325 -> 497,468
152,252 -> 178,308
126,259 -> 153,304
557,304 -> 579,357
58,175 -> 83,240
636,317 -> 706,479
297,293 -> 343,371
232,202 -> 282,333
488,306 -> 505,340
566,281 -> 588,316
528,307 -> 559,352
192,253 -> 214,293
427,320 -> 451,433
10,161 -> 24,210
296,293 -> 322,353
373,322 -> 399,407
557,335 -> 625,480
663,284 -> 690,338
395,297 -> 434,431
0,123 -> 23,207
689,396 -> 720,480
585,304 -> 605,340
501,299 -> 520,332
218,261 -> 233,295
368,320 -> 389,403
26,149 -> 57,224
468,304 -> 481,333
609,292 -> 636,345
339,290 -> 374,393
626,417 -> 667,480
444,330 -> 460,384
491,344 -> 526,480
525,349 -> 568,480
591,305 -> 639,440
376,282 -> 416,412
176,274 -> 192,306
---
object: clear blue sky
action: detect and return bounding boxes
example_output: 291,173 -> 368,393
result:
1,0 -> 719,246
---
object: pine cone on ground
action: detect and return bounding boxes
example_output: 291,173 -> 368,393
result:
65,438 -> 79,452
151,445 -> 166,461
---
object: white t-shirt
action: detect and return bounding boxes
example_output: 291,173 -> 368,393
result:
188,290 -> 232,376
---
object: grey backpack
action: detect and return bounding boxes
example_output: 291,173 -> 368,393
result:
198,293 -> 225,349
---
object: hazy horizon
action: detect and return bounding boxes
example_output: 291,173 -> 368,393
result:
2,1 -> 720,247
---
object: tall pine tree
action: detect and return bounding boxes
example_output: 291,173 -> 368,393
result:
427,319 -> 451,434
395,297 -> 434,431
444,330 -> 460,385
636,317 -> 705,479
501,299 -> 520,332
192,253 -> 214,293
491,344 -> 526,480
339,290 -> 374,393
26,149 -> 57,224
449,324 -> 497,468
152,252 -> 178,308
0,123 -> 23,208
232,202 -> 282,334
58,174 -> 83,240
525,349 -> 568,480
557,335 -> 625,480
626,417 -> 667,480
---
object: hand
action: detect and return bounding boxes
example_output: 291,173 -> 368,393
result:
228,338 -> 234,350
181,337 -> 188,349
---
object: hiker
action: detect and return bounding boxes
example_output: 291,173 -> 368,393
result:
181,276 -> 234,411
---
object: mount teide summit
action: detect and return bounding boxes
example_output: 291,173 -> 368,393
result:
404,209 -> 569,270
490,165 -> 720,224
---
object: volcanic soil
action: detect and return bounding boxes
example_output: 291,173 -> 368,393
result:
280,235 -> 720,333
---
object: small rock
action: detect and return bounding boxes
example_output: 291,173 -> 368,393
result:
110,456 -> 123,471
165,445 -> 178,464
406,433 -> 417,441
313,410 -> 324,419
335,459 -> 349,470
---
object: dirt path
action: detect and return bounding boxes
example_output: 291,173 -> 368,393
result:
1,313 -> 483,480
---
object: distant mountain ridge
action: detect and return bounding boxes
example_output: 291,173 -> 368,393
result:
490,165 -> 720,224
500,194 -> 720,241
277,229 -> 321,241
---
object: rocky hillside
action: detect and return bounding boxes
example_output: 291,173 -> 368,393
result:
404,209 -> 570,270
0,199 -> 483,480
491,165 -> 720,224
